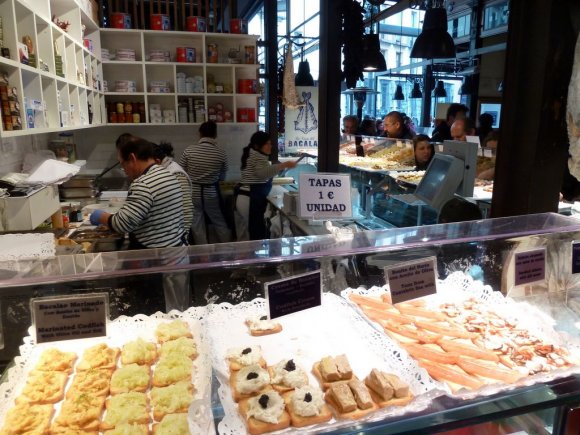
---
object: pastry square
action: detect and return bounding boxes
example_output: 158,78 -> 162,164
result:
151,380 -> 194,421
238,390 -> 291,435
155,320 -> 192,344
0,403 -> 53,434
54,393 -> 106,431
17,370 -> 69,404
121,338 -> 158,366
110,364 -> 151,394
283,386 -> 332,428
152,354 -> 192,387
49,423 -> 98,434
152,413 -> 191,435
100,391 -> 149,431
34,348 -> 77,373
66,368 -> 113,398
76,344 -> 119,371
103,423 -> 149,435
158,336 -> 197,360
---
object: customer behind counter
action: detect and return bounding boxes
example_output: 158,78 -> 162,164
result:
413,134 -> 435,170
431,103 -> 469,142
382,111 -> 414,140
90,138 -> 186,249
450,117 -> 476,142
235,131 -> 298,241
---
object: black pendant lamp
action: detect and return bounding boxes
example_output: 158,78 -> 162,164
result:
410,81 -> 422,98
433,80 -> 447,98
295,60 -> 314,86
393,84 -> 405,100
362,33 -> 387,72
410,6 -> 455,59
458,77 -> 472,95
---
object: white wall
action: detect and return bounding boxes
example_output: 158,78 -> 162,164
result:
74,124 -> 259,181
0,134 -> 51,174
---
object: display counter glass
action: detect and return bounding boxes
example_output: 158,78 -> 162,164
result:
0,213 -> 579,434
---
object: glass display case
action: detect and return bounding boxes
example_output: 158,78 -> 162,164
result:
0,213 -> 579,434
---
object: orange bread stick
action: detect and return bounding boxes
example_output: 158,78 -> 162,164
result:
417,359 -> 484,390
402,343 -> 458,365
396,305 -> 447,321
414,320 -> 476,340
362,307 -> 414,325
437,339 -> 500,362
349,294 -> 394,311
456,357 -> 522,384
384,322 -> 441,344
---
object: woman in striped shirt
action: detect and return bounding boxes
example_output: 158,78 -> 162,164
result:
90,138 -> 186,249
234,131 -> 297,241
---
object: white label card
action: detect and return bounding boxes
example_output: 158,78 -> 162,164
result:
298,172 -> 352,219
386,257 -> 437,304
31,293 -> 109,344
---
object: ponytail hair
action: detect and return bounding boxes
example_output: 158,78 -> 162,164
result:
241,131 -> 272,170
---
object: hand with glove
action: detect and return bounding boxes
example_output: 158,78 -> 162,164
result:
90,209 -> 108,226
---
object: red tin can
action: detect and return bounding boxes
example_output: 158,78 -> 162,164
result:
150,14 -> 170,31
187,16 -> 206,32
237,79 -> 256,94
112,12 -> 131,29
230,18 -> 248,34
176,47 -> 196,63
237,108 -> 256,122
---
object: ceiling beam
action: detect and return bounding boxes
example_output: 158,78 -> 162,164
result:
364,0 -> 413,27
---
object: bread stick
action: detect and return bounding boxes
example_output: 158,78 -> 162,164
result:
417,359 -> 484,390
437,339 -> 500,362
414,320 -> 476,340
402,343 -> 458,365
456,356 -> 522,384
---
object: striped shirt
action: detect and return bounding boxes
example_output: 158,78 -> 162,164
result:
178,137 -> 227,198
160,157 -> 193,231
110,164 -> 184,248
240,148 -> 284,184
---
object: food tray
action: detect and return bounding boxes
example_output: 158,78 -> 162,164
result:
0,310 -> 214,434
342,272 -> 580,399
389,170 -> 425,187
206,293 -> 443,435
69,228 -> 125,251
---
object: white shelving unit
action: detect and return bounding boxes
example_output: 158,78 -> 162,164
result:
100,29 -> 259,125
0,0 -> 104,137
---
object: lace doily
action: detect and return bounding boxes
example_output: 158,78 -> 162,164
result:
0,309 -> 214,434
0,233 -> 55,262
206,293 -> 443,435
342,271 -> 580,399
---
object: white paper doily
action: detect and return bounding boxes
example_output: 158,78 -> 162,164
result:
0,233 -> 55,262
342,271 -> 580,399
0,309 -> 214,434
207,293 -> 443,435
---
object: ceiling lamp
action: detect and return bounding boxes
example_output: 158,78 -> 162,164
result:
458,77 -> 472,95
433,80 -> 447,98
410,81 -> 422,98
295,60 -> 314,86
393,84 -> 405,100
362,33 -> 387,72
410,4 -> 456,59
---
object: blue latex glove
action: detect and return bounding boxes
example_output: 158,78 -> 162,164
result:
468,265 -> 484,282
90,209 -> 106,226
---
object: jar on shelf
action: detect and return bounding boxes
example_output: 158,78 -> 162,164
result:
116,102 -> 124,114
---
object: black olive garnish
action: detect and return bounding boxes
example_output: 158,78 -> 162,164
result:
241,347 -> 252,355
260,316 -> 268,320
246,372 -> 259,380
258,394 -> 269,408
284,359 -> 296,372
304,393 -> 312,402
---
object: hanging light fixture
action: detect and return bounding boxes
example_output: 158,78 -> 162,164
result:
393,84 -> 405,100
295,60 -> 314,86
410,1 -> 456,59
458,77 -> 472,95
433,80 -> 447,98
362,33 -> 387,72
410,81 -> 423,98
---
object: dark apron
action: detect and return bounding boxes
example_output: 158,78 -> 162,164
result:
248,179 -> 273,240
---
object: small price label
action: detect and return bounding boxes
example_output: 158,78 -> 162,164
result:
265,271 -> 322,319
514,249 -> 546,286
386,257 -> 437,304
31,293 -> 109,344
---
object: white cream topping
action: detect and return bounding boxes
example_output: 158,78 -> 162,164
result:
236,364 -> 270,394
291,386 -> 325,417
226,346 -> 262,366
246,391 -> 285,424
271,359 -> 308,388
247,316 -> 279,331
